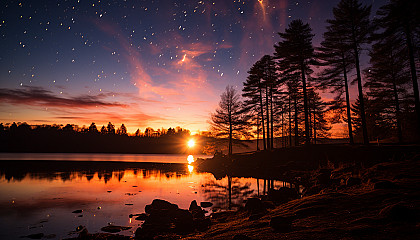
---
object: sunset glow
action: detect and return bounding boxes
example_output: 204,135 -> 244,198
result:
187,139 -> 195,148
0,0 -> 383,134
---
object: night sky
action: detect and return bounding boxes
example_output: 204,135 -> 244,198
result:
0,0 -> 381,133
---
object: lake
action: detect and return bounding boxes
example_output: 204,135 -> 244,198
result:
0,153 -> 288,239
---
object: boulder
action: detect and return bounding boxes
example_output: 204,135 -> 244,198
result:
145,199 -> 178,213
189,200 -> 201,212
200,201 -> 213,208
134,213 -> 149,221
173,209 -> 194,233
189,200 -> 205,219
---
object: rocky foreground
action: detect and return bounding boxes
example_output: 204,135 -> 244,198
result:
66,146 -> 420,240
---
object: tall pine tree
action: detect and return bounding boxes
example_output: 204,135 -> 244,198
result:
375,0 -> 420,139
274,19 -> 315,145
328,0 -> 373,144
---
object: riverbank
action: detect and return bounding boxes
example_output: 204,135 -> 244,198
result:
64,144 -> 420,239
185,148 -> 420,239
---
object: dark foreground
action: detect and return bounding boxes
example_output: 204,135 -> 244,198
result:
47,145 -> 419,240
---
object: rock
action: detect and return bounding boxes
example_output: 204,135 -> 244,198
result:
125,203 -> 133,205
135,213 -> 149,221
379,203 -> 419,222
200,201 -> 213,208
233,234 -> 253,240
189,200 -> 205,219
101,225 -> 132,233
270,216 -> 292,233
189,200 -> 201,211
173,209 -> 194,233
374,180 -> 396,189
139,199 -> 198,236
244,197 -> 264,213
145,199 -> 178,214
346,177 -> 362,187
72,209 -> 83,213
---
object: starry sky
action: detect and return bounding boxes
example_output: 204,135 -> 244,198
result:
0,0 -> 381,134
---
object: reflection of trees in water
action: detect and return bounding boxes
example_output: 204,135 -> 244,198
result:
0,161 -> 191,183
201,175 -> 254,211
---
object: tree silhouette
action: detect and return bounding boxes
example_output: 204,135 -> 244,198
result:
106,122 -> 115,134
243,60 -> 267,150
117,124 -> 127,135
210,85 -> 250,156
374,0 -> 420,138
275,19 -> 315,146
328,0 -> 373,144
316,12 -> 355,144
308,89 -> 332,143
365,33 -> 410,143
88,122 -> 98,133
243,55 -> 279,150
100,125 -> 106,134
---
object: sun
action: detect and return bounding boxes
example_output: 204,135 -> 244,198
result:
187,139 -> 195,148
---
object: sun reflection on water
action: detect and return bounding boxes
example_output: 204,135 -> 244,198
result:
188,164 -> 194,173
187,155 -> 194,164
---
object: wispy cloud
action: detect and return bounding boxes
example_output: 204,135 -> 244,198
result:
0,86 -> 125,108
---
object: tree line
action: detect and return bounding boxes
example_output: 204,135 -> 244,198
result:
210,0 -> 419,155
0,121 -> 201,154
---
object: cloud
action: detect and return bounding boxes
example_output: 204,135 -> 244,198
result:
0,86 -> 125,108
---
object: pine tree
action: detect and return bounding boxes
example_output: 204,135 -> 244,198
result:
274,19 -> 315,145
328,0 -> 373,144
365,33 -> 410,143
316,12 -> 355,144
308,89 -> 332,143
243,61 -> 267,150
375,0 -> 420,138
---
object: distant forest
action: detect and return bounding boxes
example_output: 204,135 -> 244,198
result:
209,0 -> 420,151
0,122 -> 214,154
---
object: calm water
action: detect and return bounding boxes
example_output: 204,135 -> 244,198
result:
0,152 -> 209,163
0,153 -> 285,240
